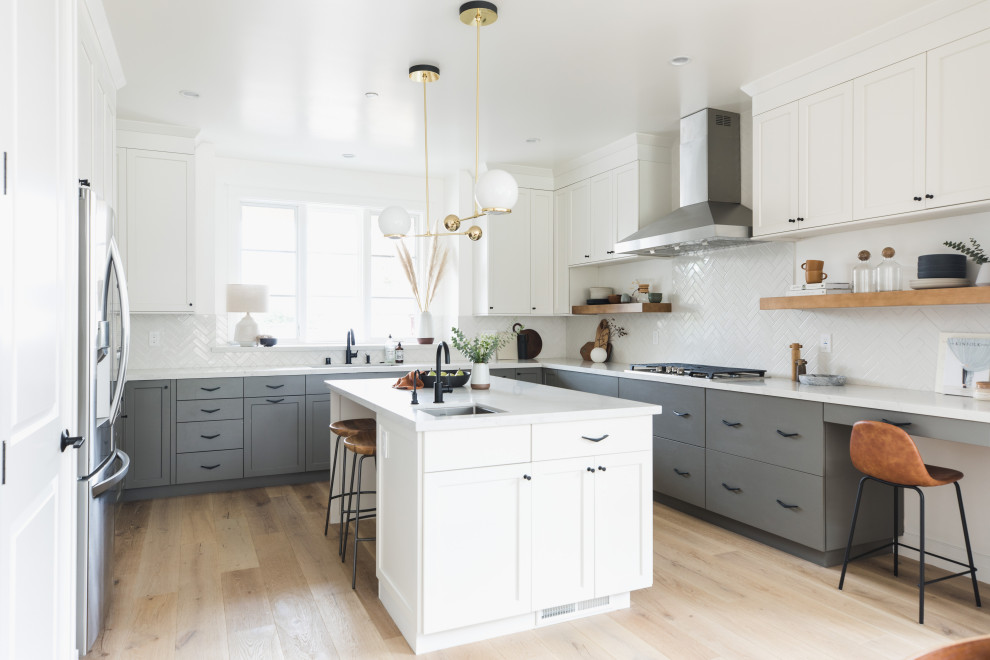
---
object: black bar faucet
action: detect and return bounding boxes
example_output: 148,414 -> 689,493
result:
345,329 -> 358,364
434,341 -> 453,403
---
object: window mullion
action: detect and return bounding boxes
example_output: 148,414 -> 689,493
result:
297,204 -> 307,341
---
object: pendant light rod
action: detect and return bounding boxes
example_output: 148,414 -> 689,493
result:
475,10 -> 481,216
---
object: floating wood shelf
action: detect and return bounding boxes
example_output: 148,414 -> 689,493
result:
571,302 -> 672,315
760,286 -> 990,310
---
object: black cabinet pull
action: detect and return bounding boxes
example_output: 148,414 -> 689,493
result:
265,384 -> 284,389
201,408 -> 220,414
776,499 -> 799,509
266,398 -> 284,404
532,307 -> 536,310
788,218 -> 796,223
796,217 -> 804,222
776,430 -> 799,438
913,196 -> 923,201
673,468 -> 690,477
200,434 -> 220,440
200,386 -> 220,392
597,466 -> 606,472
584,254 -> 590,258
722,420 -> 741,427
523,474 -> 532,480
587,467 -> 595,473
606,250 -> 614,254
581,434 -> 609,442
722,483 -> 741,492
881,418 -> 912,427
672,410 -> 689,417
925,194 -> 934,199
201,464 -> 221,470
489,306 -> 494,310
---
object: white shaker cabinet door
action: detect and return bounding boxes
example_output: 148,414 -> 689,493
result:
853,54 -> 926,220
567,179 -> 591,266
531,457 -> 595,609
422,464 -> 533,634
589,171 -> 613,262
926,28 -> 990,209
799,82 -> 853,229
529,189 -> 554,315
753,103 -> 799,235
488,187 -> 532,315
593,450 -> 653,597
124,148 -> 194,312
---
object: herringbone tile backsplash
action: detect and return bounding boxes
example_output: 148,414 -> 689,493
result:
131,241 -> 987,391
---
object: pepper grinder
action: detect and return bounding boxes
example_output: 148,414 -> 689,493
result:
790,343 -> 803,382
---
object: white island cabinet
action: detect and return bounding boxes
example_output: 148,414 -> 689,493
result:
326,377 -> 659,654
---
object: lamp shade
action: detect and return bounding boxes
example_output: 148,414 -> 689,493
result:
378,205 -> 412,238
475,169 -> 519,214
226,284 -> 269,313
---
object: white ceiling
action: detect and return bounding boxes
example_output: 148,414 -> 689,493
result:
103,0 -> 937,176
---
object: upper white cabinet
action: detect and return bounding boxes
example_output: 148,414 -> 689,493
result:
565,179 -> 591,265
118,147 -> 195,312
475,187 -> 553,316
753,103 -> 799,235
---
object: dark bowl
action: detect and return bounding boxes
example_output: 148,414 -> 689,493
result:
585,298 -> 610,305
420,370 -> 471,388
918,254 -> 966,268
258,336 -> 278,347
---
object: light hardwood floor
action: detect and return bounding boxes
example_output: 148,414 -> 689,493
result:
85,483 -> 990,659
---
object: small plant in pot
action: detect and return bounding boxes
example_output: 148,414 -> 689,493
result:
943,238 -> 990,286
449,327 -> 510,390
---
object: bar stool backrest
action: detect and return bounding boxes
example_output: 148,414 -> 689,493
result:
850,420 -> 937,487
912,634 -> 990,659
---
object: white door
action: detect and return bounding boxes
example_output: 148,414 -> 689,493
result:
799,82 -> 853,229
588,172 -> 612,262
926,28 -> 990,209
593,450 -> 652,597
753,103 -> 799,236
531,457 -> 594,609
567,180 -> 591,266
488,187 -> 531,314
529,190 -> 553,315
422,464 -> 532,634
612,161 -> 639,258
853,54 -> 927,220
0,0 -> 78,658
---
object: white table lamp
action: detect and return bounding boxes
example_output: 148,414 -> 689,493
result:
227,284 -> 269,346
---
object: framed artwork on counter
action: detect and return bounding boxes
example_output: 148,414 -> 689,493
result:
935,332 -> 990,396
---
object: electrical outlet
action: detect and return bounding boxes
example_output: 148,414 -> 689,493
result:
149,330 -> 161,347
820,333 -> 832,353
652,330 -> 659,345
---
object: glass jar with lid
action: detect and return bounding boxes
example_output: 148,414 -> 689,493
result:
852,250 -> 876,293
876,247 -> 902,292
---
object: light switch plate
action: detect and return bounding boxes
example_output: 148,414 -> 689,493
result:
820,333 -> 832,353
149,330 -> 161,347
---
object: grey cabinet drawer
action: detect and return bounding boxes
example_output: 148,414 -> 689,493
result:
176,378 -> 243,400
706,390 -> 823,475
706,449 -> 824,550
653,436 -> 705,508
176,398 -> 244,422
244,375 -> 305,398
619,379 -> 705,447
544,369 -> 619,397
176,420 -> 243,453
305,371 -> 396,393
824,404 -> 990,448
176,449 -> 244,484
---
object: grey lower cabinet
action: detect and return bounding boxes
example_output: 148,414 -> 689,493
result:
491,366 -> 542,383
306,395 -> 333,471
244,395 -> 306,477
543,368 -> 618,397
123,379 -> 171,489
174,377 -> 244,485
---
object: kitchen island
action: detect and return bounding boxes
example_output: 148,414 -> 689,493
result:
326,376 -> 661,654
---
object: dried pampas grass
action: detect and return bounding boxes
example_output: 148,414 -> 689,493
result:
396,230 -> 448,312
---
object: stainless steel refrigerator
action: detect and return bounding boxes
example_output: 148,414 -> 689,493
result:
77,181 -> 131,652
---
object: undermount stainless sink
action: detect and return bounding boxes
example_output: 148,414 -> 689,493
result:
421,405 -> 503,417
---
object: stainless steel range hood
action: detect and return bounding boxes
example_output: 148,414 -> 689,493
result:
615,108 -> 760,257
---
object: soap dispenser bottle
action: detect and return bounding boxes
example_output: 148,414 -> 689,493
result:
385,334 -> 396,365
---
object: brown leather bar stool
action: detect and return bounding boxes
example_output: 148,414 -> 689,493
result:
340,429 -> 376,589
913,634 -> 990,659
324,418 -> 375,557
838,420 -> 981,623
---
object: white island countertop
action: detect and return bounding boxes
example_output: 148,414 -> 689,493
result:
326,376 -> 661,432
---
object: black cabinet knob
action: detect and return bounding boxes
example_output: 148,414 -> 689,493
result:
796,217 -> 804,222
788,218 -> 796,223
913,196 -> 922,201
523,474 -> 532,480
925,194 -> 934,199
584,254 -> 590,258
587,467 -> 595,473
597,466 -> 606,472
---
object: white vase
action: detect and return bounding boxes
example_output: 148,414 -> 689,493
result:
976,263 -> 990,287
471,363 -> 490,390
415,310 -> 434,344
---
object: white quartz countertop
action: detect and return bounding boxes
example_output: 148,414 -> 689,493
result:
327,377 -> 662,432
127,356 -> 990,425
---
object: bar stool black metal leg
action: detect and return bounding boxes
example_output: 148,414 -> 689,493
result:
916,486 -> 925,624
955,482 -> 982,607
839,476 -> 868,590
324,434 -> 342,536
337,445 -> 349,557
893,484 -> 900,577
342,451 -> 359,563
352,454 -> 366,589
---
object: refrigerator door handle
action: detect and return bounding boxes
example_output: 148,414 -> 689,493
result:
103,237 -> 130,425
91,449 -> 130,497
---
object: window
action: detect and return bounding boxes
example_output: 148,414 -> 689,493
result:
235,201 -> 421,343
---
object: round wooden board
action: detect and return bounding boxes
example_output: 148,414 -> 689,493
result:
520,329 -> 542,358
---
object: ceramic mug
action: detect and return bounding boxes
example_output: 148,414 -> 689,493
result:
801,260 -> 824,271
805,270 -> 828,284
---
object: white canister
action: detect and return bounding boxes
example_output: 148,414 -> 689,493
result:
471,363 -> 490,390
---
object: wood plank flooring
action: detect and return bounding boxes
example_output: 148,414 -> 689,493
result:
85,484 -> 990,659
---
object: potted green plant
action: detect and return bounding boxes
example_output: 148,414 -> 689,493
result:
943,238 -> 989,286
450,327 -> 510,390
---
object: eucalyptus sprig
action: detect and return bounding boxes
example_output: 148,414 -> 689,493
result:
943,238 -> 988,265
449,327 -> 510,364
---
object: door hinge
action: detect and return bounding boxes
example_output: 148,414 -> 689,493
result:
2,440 -> 6,485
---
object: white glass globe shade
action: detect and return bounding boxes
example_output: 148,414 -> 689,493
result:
590,346 -> 608,363
475,169 -> 519,214
378,205 -> 411,237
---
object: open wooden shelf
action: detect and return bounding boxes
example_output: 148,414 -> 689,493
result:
760,286 -> 990,310
571,302 -> 672,315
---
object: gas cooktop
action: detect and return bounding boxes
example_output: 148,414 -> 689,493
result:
627,363 -> 767,379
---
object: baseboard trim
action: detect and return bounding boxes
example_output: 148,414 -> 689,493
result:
121,470 -> 330,501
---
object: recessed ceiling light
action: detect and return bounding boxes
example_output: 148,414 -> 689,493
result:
669,56 -> 691,67
365,92 -> 379,98
178,89 -> 200,98
525,137 -> 540,143
342,153 -> 356,159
